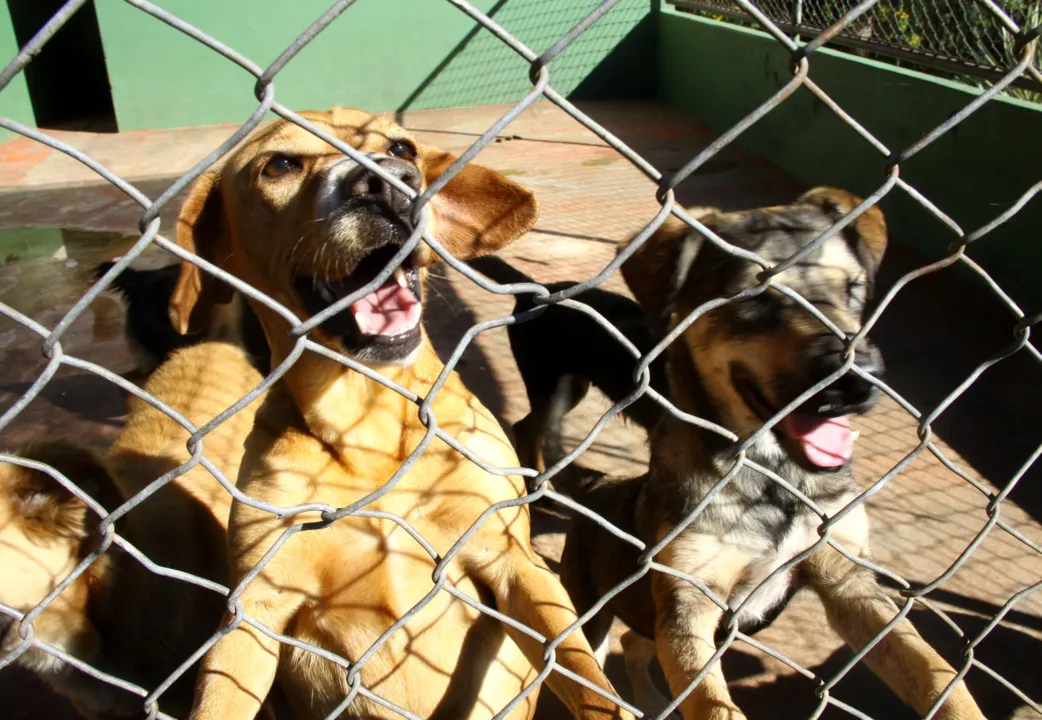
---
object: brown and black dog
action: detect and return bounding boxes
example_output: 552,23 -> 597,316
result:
0,342 -> 271,719
531,189 -> 986,719
163,109 -> 632,719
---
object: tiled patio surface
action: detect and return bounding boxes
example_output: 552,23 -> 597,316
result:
0,101 -> 1038,719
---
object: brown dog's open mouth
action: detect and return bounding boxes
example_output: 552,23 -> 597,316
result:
732,365 -> 856,470
294,245 -> 423,360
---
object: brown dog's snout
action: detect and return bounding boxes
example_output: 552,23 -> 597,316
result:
343,157 -> 422,218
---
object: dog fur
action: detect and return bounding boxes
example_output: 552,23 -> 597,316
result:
95,262 -> 271,379
164,108 -> 632,719
0,342 -> 269,719
466,255 -> 669,479
536,189 -> 985,719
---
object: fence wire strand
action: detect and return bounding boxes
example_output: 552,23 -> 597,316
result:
0,0 -> 1039,718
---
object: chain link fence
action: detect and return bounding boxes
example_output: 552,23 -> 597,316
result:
0,0 -> 1039,718
671,0 -> 1042,95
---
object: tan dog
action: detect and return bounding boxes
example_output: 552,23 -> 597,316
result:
537,190 -> 985,719
0,342 -> 268,719
167,109 -> 632,719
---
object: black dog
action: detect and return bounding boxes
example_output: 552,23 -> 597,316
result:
466,256 -> 669,478
96,262 -> 270,377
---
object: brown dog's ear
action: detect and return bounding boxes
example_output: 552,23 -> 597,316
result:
3,441 -> 119,545
798,187 -> 888,281
619,215 -> 708,332
169,171 -> 234,335
418,145 -> 538,260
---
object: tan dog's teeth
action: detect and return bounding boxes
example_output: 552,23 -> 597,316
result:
851,430 -> 860,441
394,267 -> 408,288
356,314 -> 370,334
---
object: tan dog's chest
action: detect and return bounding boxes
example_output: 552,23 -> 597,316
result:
231,380 -> 539,718
274,515 -> 534,719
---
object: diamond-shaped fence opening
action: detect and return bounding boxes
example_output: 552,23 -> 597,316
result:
0,0 -> 1039,719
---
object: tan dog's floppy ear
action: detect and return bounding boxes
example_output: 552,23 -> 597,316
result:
419,145 -> 538,259
619,215 -> 707,332
799,187 -> 888,282
169,171 -> 234,335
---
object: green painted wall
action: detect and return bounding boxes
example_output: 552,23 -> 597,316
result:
0,4 -> 36,141
659,9 -> 1042,313
94,0 -> 655,131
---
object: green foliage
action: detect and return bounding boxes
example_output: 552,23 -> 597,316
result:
681,0 -> 1042,103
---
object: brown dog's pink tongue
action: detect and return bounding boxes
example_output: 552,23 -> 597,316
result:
781,415 -> 854,468
350,283 -> 420,336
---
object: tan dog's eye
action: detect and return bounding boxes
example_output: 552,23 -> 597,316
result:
388,141 -> 417,162
262,155 -> 303,178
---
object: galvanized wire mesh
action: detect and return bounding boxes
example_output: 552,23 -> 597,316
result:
0,0 -> 1040,719
671,0 -> 1042,89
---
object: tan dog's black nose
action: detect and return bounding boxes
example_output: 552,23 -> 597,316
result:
344,157 -> 422,217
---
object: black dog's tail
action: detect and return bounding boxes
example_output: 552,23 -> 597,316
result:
466,255 -> 572,317
95,261 -> 117,284
538,376 -> 608,502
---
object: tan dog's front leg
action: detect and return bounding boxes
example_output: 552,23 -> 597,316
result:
191,617 -> 281,720
191,578 -> 303,720
653,539 -> 747,720
803,542 -> 985,720
490,548 -> 635,719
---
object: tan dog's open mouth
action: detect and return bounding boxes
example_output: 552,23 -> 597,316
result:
294,244 -> 424,364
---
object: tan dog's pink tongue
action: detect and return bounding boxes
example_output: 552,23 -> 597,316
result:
781,415 -> 854,468
350,284 -> 420,336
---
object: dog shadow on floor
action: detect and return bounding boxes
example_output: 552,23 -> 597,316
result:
578,595 -> 1040,720
0,371 -> 126,427
0,368 -> 127,456
726,601 -> 1038,719
422,264 -> 509,431
869,244 -> 1042,525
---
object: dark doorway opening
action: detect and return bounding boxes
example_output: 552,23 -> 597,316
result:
7,0 -> 117,132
